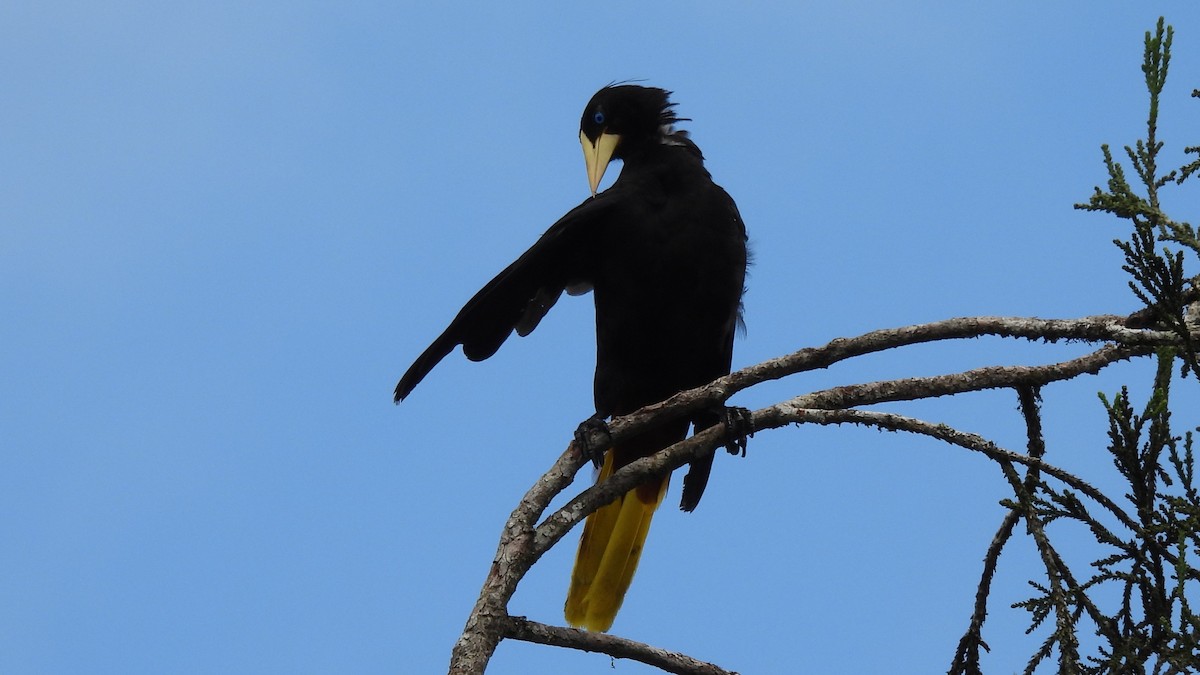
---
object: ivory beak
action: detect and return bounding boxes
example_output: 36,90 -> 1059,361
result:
580,130 -> 620,196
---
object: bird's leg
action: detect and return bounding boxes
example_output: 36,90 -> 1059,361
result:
573,413 -> 612,469
716,405 -> 753,457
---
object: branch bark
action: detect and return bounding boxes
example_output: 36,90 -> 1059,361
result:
447,445 -> 586,675
505,616 -> 739,675
446,313 -> 1190,675
592,315 -> 1175,450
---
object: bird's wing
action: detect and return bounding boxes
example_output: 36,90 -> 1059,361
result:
394,196 -> 615,402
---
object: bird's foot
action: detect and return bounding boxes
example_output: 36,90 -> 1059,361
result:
718,406 -> 753,457
573,414 -> 612,469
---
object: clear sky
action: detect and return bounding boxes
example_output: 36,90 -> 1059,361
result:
3,3 -> 1199,674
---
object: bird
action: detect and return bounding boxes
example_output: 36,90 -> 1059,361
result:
394,84 -> 748,632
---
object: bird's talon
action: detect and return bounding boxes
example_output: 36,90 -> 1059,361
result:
721,406 -> 753,457
574,414 -> 612,468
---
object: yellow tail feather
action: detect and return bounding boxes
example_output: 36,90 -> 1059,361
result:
564,450 -> 669,632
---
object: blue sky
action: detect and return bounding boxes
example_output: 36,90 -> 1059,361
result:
3,3 -> 1199,674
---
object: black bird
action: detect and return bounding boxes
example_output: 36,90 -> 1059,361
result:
395,85 -> 748,632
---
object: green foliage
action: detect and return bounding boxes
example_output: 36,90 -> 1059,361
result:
1022,17 -> 1200,674
1075,17 -> 1200,378
1075,359 -> 1200,674
990,361 -> 1200,675
953,18 -> 1200,675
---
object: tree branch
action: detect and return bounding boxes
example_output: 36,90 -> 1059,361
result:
450,313 -> 1189,674
447,444 -> 587,675
947,387 -> 1047,674
504,616 -> 739,675
536,345 -> 1154,578
592,315 -> 1177,453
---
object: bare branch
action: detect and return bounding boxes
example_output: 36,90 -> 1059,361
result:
758,345 -> 1146,428
951,509 -> 1021,675
768,407 -> 1142,536
448,444 -> 587,675
504,616 -> 739,675
593,316 -> 1177,452
453,316 -> 1187,674
539,345 -> 1149,567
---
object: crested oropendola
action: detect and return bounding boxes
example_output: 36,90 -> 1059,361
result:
395,84 -> 748,632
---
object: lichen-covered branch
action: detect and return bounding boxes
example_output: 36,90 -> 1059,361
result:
451,313 -> 1189,674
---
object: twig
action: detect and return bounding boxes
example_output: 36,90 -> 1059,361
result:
771,408 -> 1141,537
504,616 -> 739,675
950,509 -> 1021,675
949,385 -> 1045,675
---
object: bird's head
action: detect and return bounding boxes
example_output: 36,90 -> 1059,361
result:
579,85 -> 680,195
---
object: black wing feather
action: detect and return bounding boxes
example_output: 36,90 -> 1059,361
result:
394,197 -> 612,402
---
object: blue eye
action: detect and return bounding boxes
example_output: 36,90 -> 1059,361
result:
593,111 -> 605,125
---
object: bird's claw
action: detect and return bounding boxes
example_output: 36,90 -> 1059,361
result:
574,414 -> 612,469
720,406 -> 753,457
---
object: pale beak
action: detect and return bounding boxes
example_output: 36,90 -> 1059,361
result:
580,130 -> 620,196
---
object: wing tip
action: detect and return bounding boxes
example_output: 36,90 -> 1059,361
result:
394,337 -> 461,405
394,368 -> 423,403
